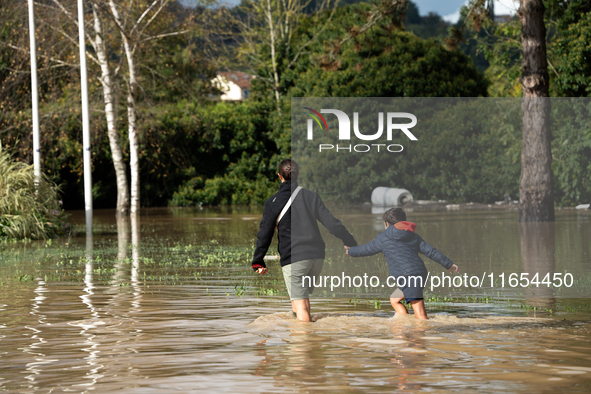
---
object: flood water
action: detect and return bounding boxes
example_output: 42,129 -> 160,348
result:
1,206 -> 591,392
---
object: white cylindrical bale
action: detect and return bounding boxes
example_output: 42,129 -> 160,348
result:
371,187 -> 413,206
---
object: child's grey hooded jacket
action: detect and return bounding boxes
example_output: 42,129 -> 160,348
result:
347,221 -> 453,283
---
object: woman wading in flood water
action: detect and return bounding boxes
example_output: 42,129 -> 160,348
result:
251,159 -> 357,322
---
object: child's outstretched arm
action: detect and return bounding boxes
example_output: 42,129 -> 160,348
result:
346,234 -> 384,257
449,264 -> 460,274
418,237 -> 457,272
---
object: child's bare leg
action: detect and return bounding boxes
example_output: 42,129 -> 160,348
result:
409,300 -> 428,320
390,298 -> 408,315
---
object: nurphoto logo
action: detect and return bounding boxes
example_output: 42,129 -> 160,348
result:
304,107 -> 418,153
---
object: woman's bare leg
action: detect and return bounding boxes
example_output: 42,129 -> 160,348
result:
292,298 -> 312,322
390,297 -> 408,315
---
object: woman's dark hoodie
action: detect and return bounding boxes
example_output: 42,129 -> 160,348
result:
252,181 -> 357,270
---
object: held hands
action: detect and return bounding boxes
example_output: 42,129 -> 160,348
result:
449,264 -> 460,274
257,267 -> 268,275
344,245 -> 350,255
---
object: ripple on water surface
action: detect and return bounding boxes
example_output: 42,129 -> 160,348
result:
245,311 -> 591,391
2,207 -> 591,392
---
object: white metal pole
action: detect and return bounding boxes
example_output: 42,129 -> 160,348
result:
77,0 -> 93,217
27,0 -> 40,187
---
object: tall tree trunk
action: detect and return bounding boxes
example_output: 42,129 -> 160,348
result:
518,0 -> 554,222
126,71 -> 140,215
91,3 -> 129,216
108,0 -> 140,215
265,0 -> 282,115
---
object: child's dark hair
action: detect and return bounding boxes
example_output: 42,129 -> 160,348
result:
278,159 -> 299,181
383,208 -> 406,225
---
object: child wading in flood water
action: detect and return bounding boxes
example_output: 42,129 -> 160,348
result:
345,208 -> 459,319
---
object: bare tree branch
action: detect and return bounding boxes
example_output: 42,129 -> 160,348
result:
49,0 -> 97,48
547,58 -> 559,78
44,25 -> 101,65
131,0 -> 161,35
139,29 -> 189,43
1,42 -> 79,67
138,0 -> 170,36
49,0 -> 77,27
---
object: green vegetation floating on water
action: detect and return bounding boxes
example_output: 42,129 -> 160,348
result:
0,145 -> 69,240
2,237 -> 590,319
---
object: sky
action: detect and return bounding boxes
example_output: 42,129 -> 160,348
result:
430,0 -> 520,23
186,0 -> 520,23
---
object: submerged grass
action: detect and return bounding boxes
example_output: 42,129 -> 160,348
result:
0,144 -> 68,240
1,236 -> 590,319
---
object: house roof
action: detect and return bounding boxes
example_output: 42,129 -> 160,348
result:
217,71 -> 254,89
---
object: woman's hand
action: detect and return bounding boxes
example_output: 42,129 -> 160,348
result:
344,245 -> 350,255
449,264 -> 459,274
257,267 -> 268,275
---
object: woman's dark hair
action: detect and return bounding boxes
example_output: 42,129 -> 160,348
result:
278,159 -> 299,181
383,208 -> 406,225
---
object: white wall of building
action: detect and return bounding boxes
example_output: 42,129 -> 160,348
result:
212,75 -> 248,101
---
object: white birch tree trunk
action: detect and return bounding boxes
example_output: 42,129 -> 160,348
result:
265,0 -> 282,115
108,0 -> 140,215
125,68 -> 139,215
91,3 -> 129,215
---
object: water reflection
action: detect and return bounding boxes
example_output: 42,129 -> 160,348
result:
77,210 -> 103,387
2,208 -> 591,392
23,278 -> 50,388
248,311 -> 591,391
519,222 -> 556,309
131,214 -> 140,288
82,210 -> 96,317
106,215 -> 128,316
116,214 -> 129,278
130,213 -> 143,321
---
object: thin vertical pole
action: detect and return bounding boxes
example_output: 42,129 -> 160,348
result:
27,0 -> 40,187
77,0 -> 93,217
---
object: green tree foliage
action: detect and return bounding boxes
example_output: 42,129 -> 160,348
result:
480,19 -> 523,97
146,100 -> 281,206
287,3 -> 488,98
553,12 -> 591,97
551,99 -> 591,206
1,0 -> 589,212
294,99 -> 522,204
0,1 -> 227,209
1,98 -> 281,208
465,0 -> 591,98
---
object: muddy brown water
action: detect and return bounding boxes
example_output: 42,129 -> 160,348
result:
1,207 -> 591,392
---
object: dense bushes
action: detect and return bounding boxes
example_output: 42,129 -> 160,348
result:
2,97 -> 589,210
292,98 -> 591,206
551,99 -> 591,206
292,99 -> 522,204
0,98 -> 282,209
0,144 -> 68,239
